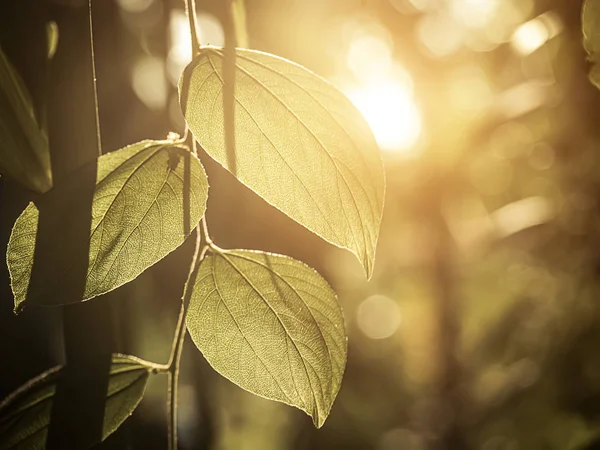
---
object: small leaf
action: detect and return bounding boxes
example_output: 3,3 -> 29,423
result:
8,139 -> 209,310
0,354 -> 153,450
186,249 -> 347,427
583,0 -> 600,89
179,47 -> 385,278
0,46 -> 52,193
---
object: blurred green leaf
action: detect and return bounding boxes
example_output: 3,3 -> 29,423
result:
186,249 -> 347,427
0,354 -> 153,450
179,47 -> 385,278
0,46 -> 52,193
8,139 -> 209,310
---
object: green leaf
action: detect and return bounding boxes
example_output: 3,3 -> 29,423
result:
583,0 -> 600,89
8,139 -> 209,310
0,354 -> 153,450
0,46 -> 52,193
179,47 -> 385,278
186,249 -> 347,427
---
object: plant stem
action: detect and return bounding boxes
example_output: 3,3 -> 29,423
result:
166,222 -> 204,450
89,0 -> 101,157
165,2 -> 215,447
185,0 -> 200,57
166,4 -> 206,439
231,0 -> 249,48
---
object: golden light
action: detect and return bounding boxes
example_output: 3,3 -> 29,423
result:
346,78 -> 422,154
511,19 -> 548,55
495,80 -> 549,118
116,0 -> 154,13
167,10 -> 224,85
448,65 -> 493,116
511,12 -> 562,55
347,35 -> 393,82
132,56 -> 167,110
357,295 -> 402,340
416,13 -> 464,57
450,0 -> 499,29
343,29 -> 422,154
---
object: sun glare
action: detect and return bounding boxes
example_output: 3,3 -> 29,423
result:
343,29 -> 422,155
347,79 -> 422,154
168,10 -> 224,85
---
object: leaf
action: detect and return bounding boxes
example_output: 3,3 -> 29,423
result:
0,354 -> 153,450
0,46 -> 52,193
179,47 -> 385,278
186,249 -> 347,427
583,0 -> 600,89
8,139 -> 209,310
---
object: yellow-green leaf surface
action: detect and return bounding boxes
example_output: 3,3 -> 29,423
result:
179,47 -> 385,278
8,140 -> 208,310
186,249 -> 347,427
0,354 -> 153,450
0,47 -> 52,193
584,0 -> 600,89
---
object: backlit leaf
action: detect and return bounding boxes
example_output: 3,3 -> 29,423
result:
0,354 -> 153,450
179,47 -> 384,278
0,46 -> 52,193
186,249 -> 347,427
8,139 -> 208,310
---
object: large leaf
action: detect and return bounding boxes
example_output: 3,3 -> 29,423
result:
186,249 -> 347,427
0,354 -> 153,450
583,0 -> 600,89
8,139 -> 208,310
0,46 -> 52,193
179,47 -> 385,278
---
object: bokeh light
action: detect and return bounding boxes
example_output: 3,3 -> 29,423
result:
511,11 -> 563,55
450,0 -> 499,29
116,0 -> 154,13
417,13 -> 464,57
167,10 -> 224,85
346,79 -> 422,153
341,25 -> 422,154
357,295 -> 402,339
131,56 -> 167,111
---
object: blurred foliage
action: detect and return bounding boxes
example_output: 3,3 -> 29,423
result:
4,0 -> 600,449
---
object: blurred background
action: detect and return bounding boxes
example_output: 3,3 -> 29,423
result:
3,0 -> 600,449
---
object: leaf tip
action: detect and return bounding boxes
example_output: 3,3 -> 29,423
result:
13,300 -> 26,315
312,412 -> 327,429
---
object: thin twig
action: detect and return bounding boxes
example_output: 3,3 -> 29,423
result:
166,218 -> 207,450
185,0 -> 200,57
166,3 -> 205,445
89,0 -> 102,156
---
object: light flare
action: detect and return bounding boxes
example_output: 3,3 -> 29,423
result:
346,78 -> 422,154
